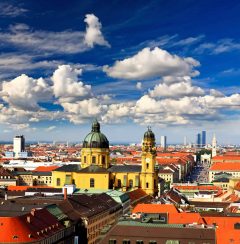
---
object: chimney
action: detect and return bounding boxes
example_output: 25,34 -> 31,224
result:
64,187 -> 67,200
31,209 -> 36,216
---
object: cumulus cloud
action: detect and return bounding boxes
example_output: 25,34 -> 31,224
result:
102,102 -> 134,123
1,74 -> 52,111
62,98 -> 106,124
149,78 -> 204,98
0,62 -> 239,130
103,47 -> 199,80
52,65 -> 92,103
84,14 -> 110,48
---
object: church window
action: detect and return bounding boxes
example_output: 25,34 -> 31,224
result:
146,182 -> 149,188
129,179 -> 133,188
146,163 -> 149,169
102,155 -> 106,165
56,178 -> 61,186
92,156 -> 96,164
84,156 -> 87,164
90,178 -> 95,188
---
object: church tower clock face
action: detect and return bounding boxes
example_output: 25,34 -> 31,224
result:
146,158 -> 150,163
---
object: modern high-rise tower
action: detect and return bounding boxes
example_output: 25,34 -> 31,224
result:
196,133 -> 201,148
201,131 -> 206,147
160,136 -> 167,150
13,135 -> 25,158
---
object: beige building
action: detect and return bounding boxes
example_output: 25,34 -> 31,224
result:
209,162 -> 240,182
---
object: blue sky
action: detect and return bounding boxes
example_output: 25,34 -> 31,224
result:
0,0 -> 240,144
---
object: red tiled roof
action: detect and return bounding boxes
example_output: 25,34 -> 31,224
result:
169,212 -> 204,225
204,216 -> 240,243
128,189 -> 148,202
209,162 -> 240,171
33,166 -> 59,172
8,186 -> 54,191
0,208 -> 63,243
132,204 -> 179,214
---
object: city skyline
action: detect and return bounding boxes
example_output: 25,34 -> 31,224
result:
0,0 -> 240,143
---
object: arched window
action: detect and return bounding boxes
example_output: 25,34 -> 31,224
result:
90,178 -> 95,188
84,156 -> 87,164
129,179 -> 133,188
146,182 -> 149,188
56,178 -> 61,186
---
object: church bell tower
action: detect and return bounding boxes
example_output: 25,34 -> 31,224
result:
141,127 -> 158,196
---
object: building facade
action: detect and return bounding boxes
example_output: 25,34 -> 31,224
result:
52,120 -> 159,196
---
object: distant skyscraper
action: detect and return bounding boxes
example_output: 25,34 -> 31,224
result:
13,135 -> 25,157
202,131 -> 206,147
196,133 -> 201,148
160,136 -> 167,150
212,134 -> 217,157
184,136 -> 187,146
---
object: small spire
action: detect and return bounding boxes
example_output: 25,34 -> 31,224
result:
92,119 -> 100,132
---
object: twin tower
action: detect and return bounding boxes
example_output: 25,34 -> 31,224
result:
80,120 -> 159,196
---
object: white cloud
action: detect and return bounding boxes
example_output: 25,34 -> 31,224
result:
209,89 -> 224,97
0,3 -> 28,17
62,98 -> 106,124
102,102 -> 134,123
84,14 -> 110,48
1,74 -> 52,111
52,65 -> 92,103
0,63 -> 239,130
194,39 -> 240,55
136,82 -> 142,90
149,79 -> 204,98
171,35 -> 205,46
45,126 -> 56,132
0,14 -> 109,55
103,47 -> 200,80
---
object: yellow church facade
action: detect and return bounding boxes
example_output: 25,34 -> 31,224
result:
52,120 -> 158,196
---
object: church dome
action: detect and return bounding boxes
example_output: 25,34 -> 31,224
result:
144,127 -> 155,140
82,119 -> 109,148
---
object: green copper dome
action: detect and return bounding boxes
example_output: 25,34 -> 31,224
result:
82,119 -> 109,148
144,127 -> 155,140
